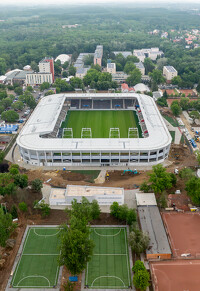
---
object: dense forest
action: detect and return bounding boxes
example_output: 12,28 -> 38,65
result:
0,4 -> 200,86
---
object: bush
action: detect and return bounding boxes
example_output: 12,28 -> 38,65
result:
133,260 -> 146,273
31,178 -> 43,192
18,202 -> 27,212
9,167 -> 19,175
91,200 -> 101,220
10,205 -> 18,219
14,174 -> 28,188
110,202 -> 136,225
140,181 -> 151,193
133,269 -> 150,291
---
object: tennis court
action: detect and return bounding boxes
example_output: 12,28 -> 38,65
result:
11,227 -> 60,288
85,227 -> 131,289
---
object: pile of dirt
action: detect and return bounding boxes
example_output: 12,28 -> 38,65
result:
168,144 -> 198,168
61,171 -> 85,181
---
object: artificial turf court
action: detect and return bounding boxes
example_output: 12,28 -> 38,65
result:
11,227 -> 60,288
61,110 -> 142,138
85,227 -> 131,289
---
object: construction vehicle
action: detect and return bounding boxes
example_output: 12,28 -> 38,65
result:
122,169 -> 139,175
106,171 -> 110,181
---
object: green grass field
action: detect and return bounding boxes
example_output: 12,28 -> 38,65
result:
85,227 -> 131,289
11,227 -> 60,288
61,110 -> 142,138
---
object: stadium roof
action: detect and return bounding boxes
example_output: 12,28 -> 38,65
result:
17,93 -> 171,152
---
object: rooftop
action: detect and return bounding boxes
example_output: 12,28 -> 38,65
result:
136,193 -> 157,206
138,206 -> 172,255
164,66 -> 177,73
17,93 -> 171,152
66,185 -> 124,197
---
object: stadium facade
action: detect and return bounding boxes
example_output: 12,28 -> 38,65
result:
17,93 -> 172,167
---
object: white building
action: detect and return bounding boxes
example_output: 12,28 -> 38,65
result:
134,62 -> 145,76
16,93 -> 172,167
107,63 -> 116,74
26,72 -> 53,86
133,48 -> 164,62
112,71 -> 128,83
55,54 -> 71,65
49,185 -> 124,206
163,66 -> 178,81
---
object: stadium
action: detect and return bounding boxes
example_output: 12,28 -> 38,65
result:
17,93 -> 172,167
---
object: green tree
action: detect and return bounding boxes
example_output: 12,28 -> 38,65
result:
129,229 -> 150,256
10,205 -> 18,219
44,90 -> 54,96
126,68 -> 142,86
59,223 -> 94,275
144,58 -> 155,74
1,110 -> 19,122
30,61 -> 39,72
149,69 -> 165,85
179,167 -> 194,180
9,167 -> 19,175
189,110 -> 200,123
14,174 -> 28,188
133,270 -> 150,291
31,178 -> 43,192
180,97 -> 190,110
0,208 -> 16,247
62,61 -> 69,70
110,202 -> 120,218
2,97 -> 12,108
149,164 -> 172,194
68,66 -> 76,76
91,200 -> 101,220
36,200 -> 51,217
132,260 -> 146,273
163,90 -> 168,98
171,101 -> 182,116
124,62 -> 136,74
0,58 -> 6,75
140,181 -> 151,193
171,75 -> 183,87
0,151 -> 5,163
26,86 -> 33,92
70,197 -> 92,222
18,202 -> 27,212
11,101 -> 24,111
185,177 -> 200,205
70,77 -> 83,90
156,57 -> 168,71
14,87 -> 23,96
40,82 -> 50,91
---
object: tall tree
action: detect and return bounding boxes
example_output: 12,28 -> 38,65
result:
0,208 -> 16,247
148,164 -> 172,194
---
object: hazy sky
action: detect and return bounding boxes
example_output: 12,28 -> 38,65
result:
1,0 -> 200,5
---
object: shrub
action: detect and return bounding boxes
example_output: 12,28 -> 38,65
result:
18,202 -> 27,212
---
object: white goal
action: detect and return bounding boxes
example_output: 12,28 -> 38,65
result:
62,128 -> 73,138
109,128 -> 120,138
81,128 -> 92,138
128,128 -> 139,138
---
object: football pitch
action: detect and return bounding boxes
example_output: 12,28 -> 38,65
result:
62,110 -> 142,138
11,227 -> 60,288
85,227 -> 131,289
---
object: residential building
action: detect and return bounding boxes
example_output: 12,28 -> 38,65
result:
134,62 -> 145,76
94,45 -> 103,66
75,67 -> 90,79
39,57 -> 54,82
107,63 -> 116,74
26,72 -> 53,86
111,71 -> 128,83
121,83 -> 135,93
113,51 -> 132,58
163,66 -> 178,81
133,48 -> 164,62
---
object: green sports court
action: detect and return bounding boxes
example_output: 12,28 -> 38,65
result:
11,227 -> 60,288
85,227 -> 131,289
61,110 -> 142,138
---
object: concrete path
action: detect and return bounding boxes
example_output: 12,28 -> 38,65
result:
94,170 -> 106,184
163,119 -> 182,145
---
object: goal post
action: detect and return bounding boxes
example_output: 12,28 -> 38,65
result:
81,128 -> 92,138
62,128 -> 73,138
109,128 -> 120,138
128,128 -> 139,138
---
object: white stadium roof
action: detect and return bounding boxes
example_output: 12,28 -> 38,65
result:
17,93 -> 171,152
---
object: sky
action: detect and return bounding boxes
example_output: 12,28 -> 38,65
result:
1,0 -> 200,5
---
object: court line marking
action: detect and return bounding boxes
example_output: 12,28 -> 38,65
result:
91,275 -> 126,287
15,275 -> 50,287
12,228 -> 31,285
93,254 -> 127,255
23,253 -> 59,256
34,228 -> 61,237
93,228 -> 121,237
124,228 -> 131,286
12,227 -> 60,288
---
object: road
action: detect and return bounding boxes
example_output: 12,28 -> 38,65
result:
180,112 -> 200,151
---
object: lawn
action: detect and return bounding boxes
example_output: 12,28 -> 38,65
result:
11,227 -> 60,288
61,110 -> 142,138
85,227 -> 131,289
162,114 -> 179,127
